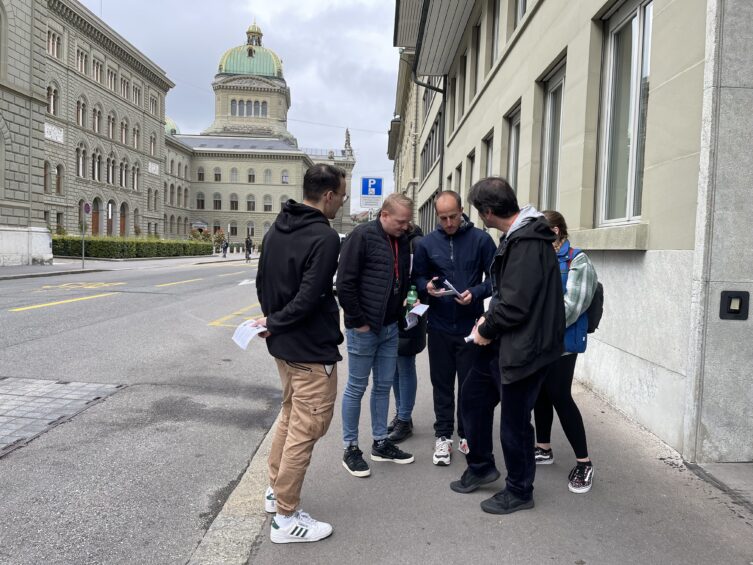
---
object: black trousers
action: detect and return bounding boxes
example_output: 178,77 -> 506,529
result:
461,347 -> 552,500
533,354 -> 589,459
427,330 -> 479,438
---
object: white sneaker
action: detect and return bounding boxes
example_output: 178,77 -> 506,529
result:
433,437 -> 452,466
264,486 -> 276,514
458,437 -> 470,455
270,510 -> 333,544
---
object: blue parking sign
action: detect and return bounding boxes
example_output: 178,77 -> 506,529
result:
361,177 -> 383,196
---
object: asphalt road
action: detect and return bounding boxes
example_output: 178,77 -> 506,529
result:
0,258 -> 280,565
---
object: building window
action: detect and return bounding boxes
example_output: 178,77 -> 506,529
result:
90,150 -> 102,182
230,222 -> 238,237
540,65 -> 565,211
76,98 -> 87,127
513,0 -> 527,30
169,184 -> 175,205
458,53 -> 467,118
75,144 -> 86,178
107,69 -> 116,91
47,30 -> 61,58
93,60 -> 102,83
107,113 -> 115,139
132,85 -> 141,106
254,101 -> 260,116
247,222 -> 255,237
448,76 -> 457,132
119,160 -> 129,188
149,134 -> 156,156
231,167 -> 238,183
169,160 -> 174,175
46,85 -> 59,115
56,212 -> 64,231
231,100 -> 237,116
213,221 -> 221,234
92,107 -> 101,133
149,96 -> 158,115
247,169 -> 256,183
197,167 -> 204,181
263,195 -> 272,212
420,117 -> 441,180
132,165 -> 140,191
264,169 -> 272,183
484,134 -> 494,177
120,120 -> 128,144
132,126 -> 139,149
184,188 -> 188,207
247,194 -> 256,211
214,168 -> 222,182
470,25 -> 481,99
76,49 -> 88,74
261,101 -> 268,117
506,106 -> 521,191
120,77 -> 130,98
281,170 -> 289,184
600,0 -> 653,222
230,193 -> 239,210
490,0 -> 501,65
56,165 -> 63,194
213,193 -> 221,210
196,192 -> 205,210
263,222 -> 271,236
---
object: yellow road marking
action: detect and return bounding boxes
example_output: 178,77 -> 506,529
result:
208,302 -> 260,327
39,281 -> 126,291
217,271 -> 246,277
155,278 -> 203,288
10,292 -> 119,312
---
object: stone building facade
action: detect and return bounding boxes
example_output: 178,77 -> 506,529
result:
0,2 -> 355,264
391,0 -> 753,464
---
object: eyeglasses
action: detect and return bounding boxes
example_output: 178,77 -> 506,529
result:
331,191 -> 349,203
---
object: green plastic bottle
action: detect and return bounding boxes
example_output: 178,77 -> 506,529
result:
406,285 -> 418,315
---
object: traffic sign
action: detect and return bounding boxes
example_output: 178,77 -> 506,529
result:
83,202 -> 91,214
361,177 -> 383,208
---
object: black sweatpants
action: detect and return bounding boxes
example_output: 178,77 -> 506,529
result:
533,353 -> 589,459
427,330 -> 479,439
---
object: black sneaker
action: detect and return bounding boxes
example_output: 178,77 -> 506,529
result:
371,439 -> 414,464
480,489 -> 534,515
388,418 -> 413,443
343,445 -> 371,477
535,446 -> 554,465
387,415 -> 398,433
450,467 -> 501,494
568,462 -> 594,493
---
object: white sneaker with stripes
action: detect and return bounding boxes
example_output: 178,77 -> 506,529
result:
270,510 -> 333,544
264,486 -> 276,514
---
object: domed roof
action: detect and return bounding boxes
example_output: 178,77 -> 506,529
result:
165,116 -> 180,135
218,22 -> 284,78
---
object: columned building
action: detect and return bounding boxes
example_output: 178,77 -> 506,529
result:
390,0 -> 753,465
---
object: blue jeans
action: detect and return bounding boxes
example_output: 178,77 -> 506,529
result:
392,355 -> 417,421
342,323 -> 398,447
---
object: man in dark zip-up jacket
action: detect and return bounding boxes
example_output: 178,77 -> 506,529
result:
336,193 -> 415,477
254,164 -> 347,544
411,191 -> 496,466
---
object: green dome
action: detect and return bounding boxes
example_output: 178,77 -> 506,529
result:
218,22 -> 283,78
165,116 -> 179,135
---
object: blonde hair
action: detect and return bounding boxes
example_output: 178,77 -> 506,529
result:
381,193 -> 413,215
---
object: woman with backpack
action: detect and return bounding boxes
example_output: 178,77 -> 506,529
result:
534,210 -> 599,494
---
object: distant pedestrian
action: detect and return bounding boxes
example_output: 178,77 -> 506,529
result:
336,193 -> 415,477
454,177 -> 564,515
387,223 -> 426,443
245,236 -> 252,263
533,210 -> 598,494
221,240 -> 229,258
254,163 -> 348,543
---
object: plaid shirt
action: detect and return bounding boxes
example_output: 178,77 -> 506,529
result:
564,249 -> 598,328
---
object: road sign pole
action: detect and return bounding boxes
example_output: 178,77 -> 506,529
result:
81,201 -> 85,270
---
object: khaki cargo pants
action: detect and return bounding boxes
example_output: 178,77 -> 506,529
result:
268,359 -> 338,516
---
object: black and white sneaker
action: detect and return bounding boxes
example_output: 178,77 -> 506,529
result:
264,486 -> 276,513
270,510 -> 333,544
433,437 -> 452,466
568,462 -> 594,493
371,439 -> 414,464
535,446 -> 554,464
343,445 -> 371,477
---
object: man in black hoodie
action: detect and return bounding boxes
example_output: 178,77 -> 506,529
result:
255,163 -> 347,544
455,177 -> 564,515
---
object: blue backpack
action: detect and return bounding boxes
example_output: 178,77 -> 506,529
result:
560,246 -> 589,354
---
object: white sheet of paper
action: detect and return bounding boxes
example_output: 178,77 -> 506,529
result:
409,304 -> 429,316
232,320 -> 267,350
405,313 -> 418,330
443,280 -> 463,298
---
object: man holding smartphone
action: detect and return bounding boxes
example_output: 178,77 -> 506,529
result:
412,191 -> 496,466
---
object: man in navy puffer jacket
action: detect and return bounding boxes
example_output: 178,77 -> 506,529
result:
412,191 -> 496,466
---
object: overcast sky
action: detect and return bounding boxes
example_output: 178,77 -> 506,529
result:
79,0 -> 400,211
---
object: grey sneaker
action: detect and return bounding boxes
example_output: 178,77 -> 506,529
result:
535,446 -> 554,464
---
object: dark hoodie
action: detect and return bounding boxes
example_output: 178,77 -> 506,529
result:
477,207 -> 565,384
256,199 -> 343,364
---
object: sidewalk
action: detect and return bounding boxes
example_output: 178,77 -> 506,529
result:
192,352 -> 753,565
0,253 -> 256,281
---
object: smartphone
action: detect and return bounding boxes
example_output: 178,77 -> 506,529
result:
431,276 -> 447,289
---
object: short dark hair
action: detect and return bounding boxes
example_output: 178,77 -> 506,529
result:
303,164 -> 346,201
468,177 -> 519,219
542,210 -> 568,239
434,190 -> 461,210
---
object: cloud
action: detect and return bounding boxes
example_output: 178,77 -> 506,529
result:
79,0 -> 400,210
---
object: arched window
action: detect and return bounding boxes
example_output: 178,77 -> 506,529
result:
106,152 -> 116,185
178,163 -> 182,179
177,186 -> 182,207
214,167 -> 221,182
164,183 -> 167,204
229,221 -> 237,237
170,160 -> 174,175
107,112 -> 116,139
147,188 -> 152,211
120,119 -> 128,144
213,220 -> 221,234
56,165 -> 63,194
247,169 -> 256,183
184,218 -> 188,234
169,215 -> 175,234
264,169 -> 272,183
238,101 -> 245,117
92,106 -> 102,133
184,187 -> 189,207
230,167 -> 238,182
247,221 -> 255,237
46,84 -> 59,115
132,164 -> 140,191
169,184 -> 175,205
197,167 -> 205,181
76,97 -> 87,127
43,161 -> 50,193
263,221 -> 271,235
177,216 -> 182,235
279,195 -> 289,211
246,101 -> 253,116
90,149 -> 102,182
119,159 -> 129,188
263,194 -> 272,212
153,190 -> 159,209
261,101 -> 268,117
213,192 -> 222,210
254,101 -> 260,116
246,194 -> 256,211
75,143 -> 87,178
196,192 -> 205,210
231,99 -> 237,116
132,125 -> 140,149
230,193 -> 238,211
281,170 -> 289,184
149,134 -> 156,156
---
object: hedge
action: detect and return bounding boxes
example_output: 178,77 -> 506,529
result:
52,236 -> 213,258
